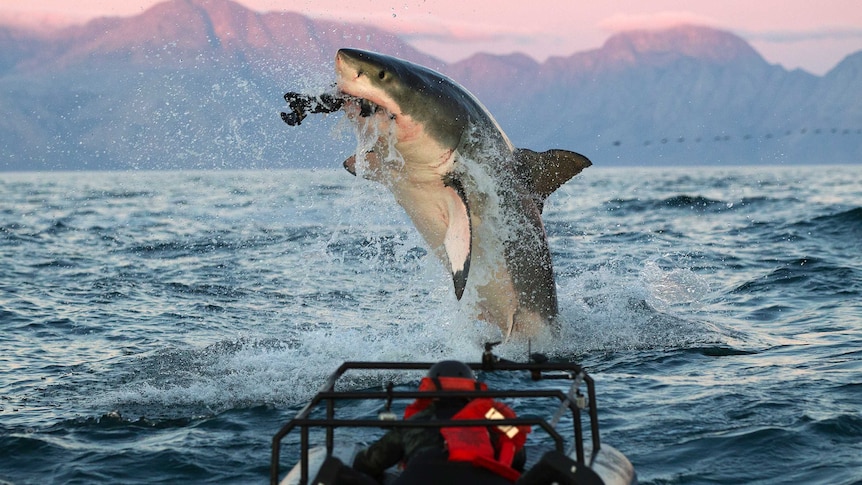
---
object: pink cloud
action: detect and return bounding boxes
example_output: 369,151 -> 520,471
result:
599,11 -> 721,32
0,11 -> 84,31
741,26 -> 862,43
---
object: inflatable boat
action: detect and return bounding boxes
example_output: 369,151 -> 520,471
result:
270,344 -> 636,484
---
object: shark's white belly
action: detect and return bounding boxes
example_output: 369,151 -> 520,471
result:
389,141 -> 537,339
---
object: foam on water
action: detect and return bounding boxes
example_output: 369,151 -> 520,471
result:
91,244 -> 731,419
94,310 -> 493,416
43,160 -> 745,420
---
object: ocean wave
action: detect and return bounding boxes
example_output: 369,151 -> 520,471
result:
122,227 -> 322,257
84,189 -> 155,200
732,257 -> 861,296
605,195 -> 726,213
790,206 -> 862,239
601,195 -> 792,216
806,412 -> 862,439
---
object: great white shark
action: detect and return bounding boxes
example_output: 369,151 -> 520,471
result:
287,48 -> 592,340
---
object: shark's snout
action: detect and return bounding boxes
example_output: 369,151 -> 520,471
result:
334,49 -> 348,68
334,51 -> 349,82
334,50 -> 365,91
335,48 -> 364,63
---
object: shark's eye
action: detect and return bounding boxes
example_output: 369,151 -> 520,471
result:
378,70 -> 387,80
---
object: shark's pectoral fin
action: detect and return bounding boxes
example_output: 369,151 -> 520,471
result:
442,175 -> 472,300
344,149 -> 385,178
515,148 -> 592,211
343,155 -> 357,175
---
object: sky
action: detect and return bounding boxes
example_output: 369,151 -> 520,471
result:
2,0 -> 862,75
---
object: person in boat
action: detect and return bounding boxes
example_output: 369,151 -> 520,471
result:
351,360 -> 530,484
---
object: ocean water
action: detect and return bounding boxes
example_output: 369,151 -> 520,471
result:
1,165 -> 860,484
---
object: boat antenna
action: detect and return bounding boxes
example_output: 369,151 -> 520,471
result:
378,382 -> 397,421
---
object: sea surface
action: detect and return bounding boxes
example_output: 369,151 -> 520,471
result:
1,165 -> 860,484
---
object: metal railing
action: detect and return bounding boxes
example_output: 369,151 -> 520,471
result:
270,358 -> 601,485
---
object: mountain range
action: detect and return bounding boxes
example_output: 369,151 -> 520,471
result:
1,0 -> 859,171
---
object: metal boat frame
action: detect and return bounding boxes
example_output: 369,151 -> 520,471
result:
270,347 -> 604,485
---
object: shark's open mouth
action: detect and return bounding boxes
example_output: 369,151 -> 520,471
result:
280,90 -> 379,126
341,95 -> 379,119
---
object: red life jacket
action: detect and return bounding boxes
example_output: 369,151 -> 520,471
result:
403,376 -> 531,482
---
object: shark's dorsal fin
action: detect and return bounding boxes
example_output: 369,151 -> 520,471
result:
515,148 -> 592,212
442,173 -> 472,300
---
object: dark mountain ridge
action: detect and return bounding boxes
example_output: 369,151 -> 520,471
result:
0,0 -> 859,170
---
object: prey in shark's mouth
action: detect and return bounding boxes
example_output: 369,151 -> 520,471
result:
280,91 -> 378,126
282,49 -> 592,342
